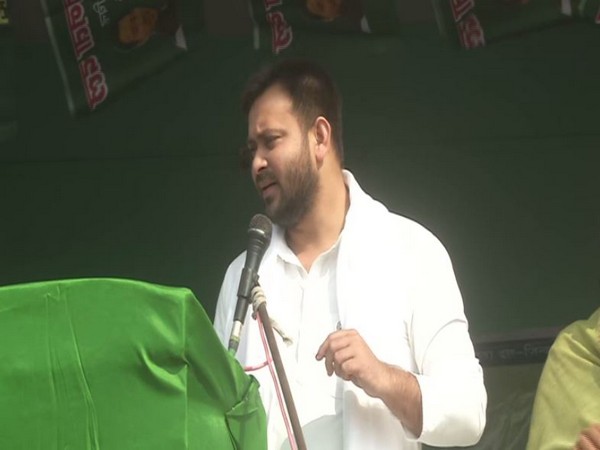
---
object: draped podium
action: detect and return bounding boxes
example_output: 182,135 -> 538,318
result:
0,278 -> 266,450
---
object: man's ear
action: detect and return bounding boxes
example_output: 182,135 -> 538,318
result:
313,116 -> 332,163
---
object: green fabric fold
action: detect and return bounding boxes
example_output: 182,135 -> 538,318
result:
0,278 -> 266,450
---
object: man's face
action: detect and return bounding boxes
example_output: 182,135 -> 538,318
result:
118,7 -> 159,45
306,0 -> 343,20
247,85 -> 319,228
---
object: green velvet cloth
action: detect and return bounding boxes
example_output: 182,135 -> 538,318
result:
527,307 -> 600,450
0,278 -> 266,450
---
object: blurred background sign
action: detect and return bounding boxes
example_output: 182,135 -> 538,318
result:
0,0 -> 16,143
41,0 -> 192,114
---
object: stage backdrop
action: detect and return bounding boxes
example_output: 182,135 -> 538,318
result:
1,18 -> 598,338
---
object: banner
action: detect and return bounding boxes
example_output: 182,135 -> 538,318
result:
432,0 -> 572,49
249,0 -> 403,54
0,0 -> 8,26
577,0 -> 600,23
42,0 -> 190,115
0,0 -> 17,144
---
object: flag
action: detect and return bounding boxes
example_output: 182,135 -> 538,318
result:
42,0 -> 190,114
432,0 -> 572,49
249,0 -> 403,54
577,0 -> 600,23
0,0 -> 16,144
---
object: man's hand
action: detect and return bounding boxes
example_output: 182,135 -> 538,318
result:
315,328 -> 387,397
574,424 -> 600,450
315,328 -> 423,437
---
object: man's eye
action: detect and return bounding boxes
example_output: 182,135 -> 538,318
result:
265,136 -> 279,149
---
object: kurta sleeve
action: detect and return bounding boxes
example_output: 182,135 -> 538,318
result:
408,228 -> 487,447
526,308 -> 600,450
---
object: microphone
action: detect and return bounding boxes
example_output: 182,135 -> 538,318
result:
228,213 -> 273,354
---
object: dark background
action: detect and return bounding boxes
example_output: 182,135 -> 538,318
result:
1,0 -> 599,338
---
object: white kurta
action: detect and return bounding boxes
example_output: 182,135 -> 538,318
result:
214,171 -> 487,450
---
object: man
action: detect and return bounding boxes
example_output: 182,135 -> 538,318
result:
304,0 -> 371,33
305,0 -> 344,20
117,7 -> 160,46
214,59 -> 486,450
526,307 -> 600,450
116,1 -> 185,50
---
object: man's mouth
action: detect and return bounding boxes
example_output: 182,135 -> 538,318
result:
260,181 -> 277,197
256,173 -> 277,195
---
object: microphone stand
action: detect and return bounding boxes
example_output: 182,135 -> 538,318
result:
255,296 -> 307,450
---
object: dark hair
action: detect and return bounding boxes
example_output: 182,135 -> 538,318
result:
241,58 -> 344,165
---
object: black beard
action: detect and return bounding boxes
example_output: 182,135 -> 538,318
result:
267,152 -> 318,229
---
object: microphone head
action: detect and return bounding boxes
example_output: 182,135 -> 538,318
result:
230,214 -> 274,350
248,213 -> 273,244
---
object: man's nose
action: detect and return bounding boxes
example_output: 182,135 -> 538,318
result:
251,150 -> 268,177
